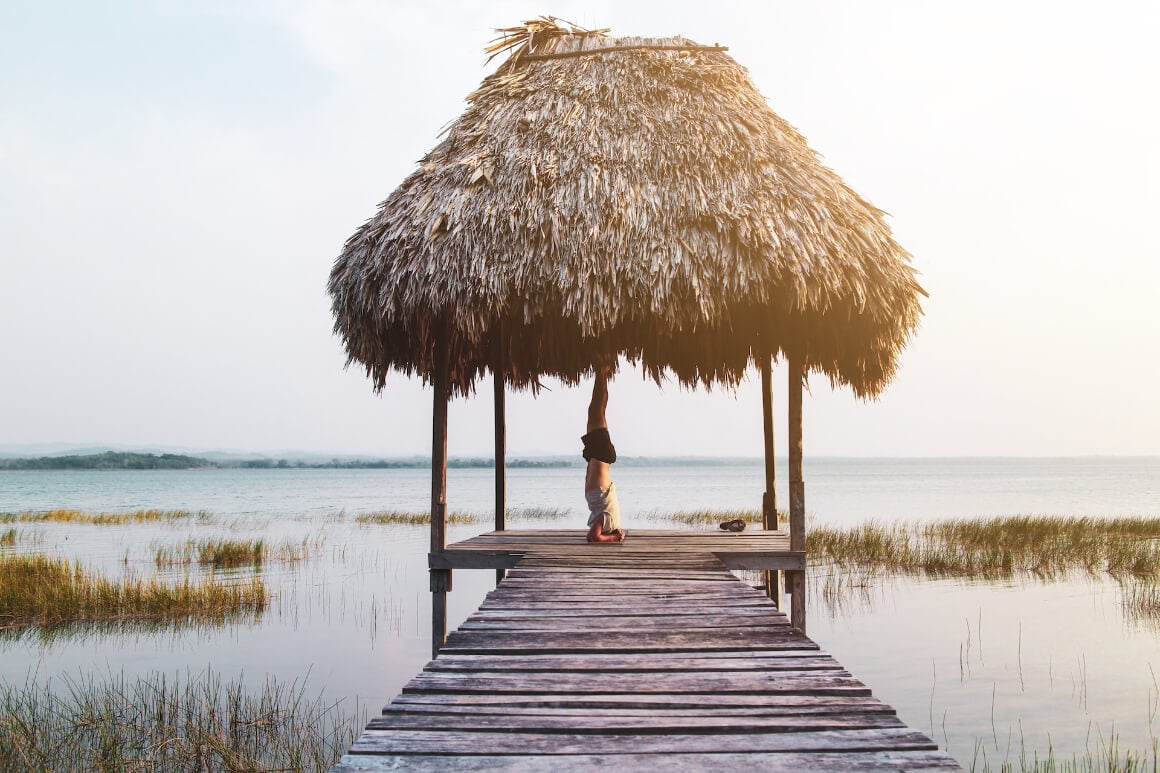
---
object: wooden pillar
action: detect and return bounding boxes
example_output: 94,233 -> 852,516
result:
760,354 -> 778,529
760,353 -> 779,605
431,327 -> 450,555
429,325 -> 451,656
430,568 -> 451,659
787,353 -> 807,633
493,326 -> 507,586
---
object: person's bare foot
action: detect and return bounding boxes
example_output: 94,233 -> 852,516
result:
586,523 -> 626,542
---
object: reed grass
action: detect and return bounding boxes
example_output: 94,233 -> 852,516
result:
809,516 -> 1160,581
356,510 -> 481,525
1122,580 -> 1160,626
970,733 -> 1159,772
0,509 -> 200,525
357,507 -> 576,524
0,553 -> 266,633
509,506 -> 571,520
0,528 -> 14,547
0,669 -> 363,772
154,538 -> 267,569
648,509 -> 763,526
275,535 -> 326,562
155,536 -> 324,568
199,539 -> 265,569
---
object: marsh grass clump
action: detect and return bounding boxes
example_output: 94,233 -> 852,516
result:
1122,579 -> 1160,626
0,669 -> 363,772
155,539 -> 267,569
199,539 -> 265,569
275,535 -> 325,562
155,536 -> 323,567
0,528 -> 15,547
649,509 -> 764,526
0,509 -> 200,525
508,506 -> 571,521
0,553 -> 266,634
808,516 -> 1160,628
809,515 -> 1160,581
356,510 -> 481,526
970,731 -> 1160,772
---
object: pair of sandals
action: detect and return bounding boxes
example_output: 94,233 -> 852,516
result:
719,519 -> 747,532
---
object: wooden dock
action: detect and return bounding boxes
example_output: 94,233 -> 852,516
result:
331,532 -> 962,771
429,528 -> 805,572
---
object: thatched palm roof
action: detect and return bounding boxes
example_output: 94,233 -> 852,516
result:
329,18 -> 925,399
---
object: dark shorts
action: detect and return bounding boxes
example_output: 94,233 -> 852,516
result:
581,428 -> 617,464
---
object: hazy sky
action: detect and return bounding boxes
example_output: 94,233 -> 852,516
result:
2,1 -> 1158,458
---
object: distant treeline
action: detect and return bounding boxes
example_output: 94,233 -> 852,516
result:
0,452 -> 576,471
0,452 -> 212,471
239,458 -> 574,469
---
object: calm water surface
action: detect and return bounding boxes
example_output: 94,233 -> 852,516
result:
1,457 -> 1158,767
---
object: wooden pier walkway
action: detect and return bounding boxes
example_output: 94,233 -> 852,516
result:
331,533 -> 962,771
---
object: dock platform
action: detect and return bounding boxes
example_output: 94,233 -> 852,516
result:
429,528 -> 805,572
331,532 -> 961,771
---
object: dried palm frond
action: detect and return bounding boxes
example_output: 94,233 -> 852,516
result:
329,19 -> 925,399
485,16 -> 608,65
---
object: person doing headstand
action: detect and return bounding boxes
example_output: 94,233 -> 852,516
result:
582,369 -> 626,543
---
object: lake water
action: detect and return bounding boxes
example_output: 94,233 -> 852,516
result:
1,457 -> 1158,768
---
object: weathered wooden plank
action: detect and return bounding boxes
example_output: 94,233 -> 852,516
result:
457,616 -> 790,632
480,597 -> 773,608
332,750 -> 963,772
386,692 -> 894,711
368,712 -> 904,733
485,589 -> 772,599
470,603 -> 780,617
441,629 -> 817,655
476,602 -> 776,613
484,586 -> 770,597
381,702 -> 894,718
423,654 -> 844,673
496,576 -> 741,586
348,728 -> 941,755
401,670 -> 867,696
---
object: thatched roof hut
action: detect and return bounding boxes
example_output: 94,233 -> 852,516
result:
328,18 -> 924,401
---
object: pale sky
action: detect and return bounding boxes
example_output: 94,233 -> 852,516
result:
2,0 -> 1158,458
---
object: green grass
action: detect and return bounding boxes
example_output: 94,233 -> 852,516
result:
0,528 -> 14,547
808,516 -> 1160,580
0,553 -> 266,633
0,669 -> 363,772
0,509 -> 201,525
355,510 -> 482,526
508,506 -> 572,521
274,535 -> 325,562
155,538 -> 267,569
647,509 -> 764,526
969,733 -> 1159,772
154,536 -> 324,567
198,539 -> 265,569
357,507 -> 572,525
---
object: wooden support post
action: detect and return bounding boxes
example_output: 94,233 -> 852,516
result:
760,353 -> 779,606
430,324 -> 451,655
430,569 -> 452,658
760,354 -> 778,530
431,327 -> 449,557
787,353 -> 807,634
493,327 -> 507,586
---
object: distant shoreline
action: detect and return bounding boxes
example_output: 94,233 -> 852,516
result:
2,450 -> 1157,472
0,451 -> 581,472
